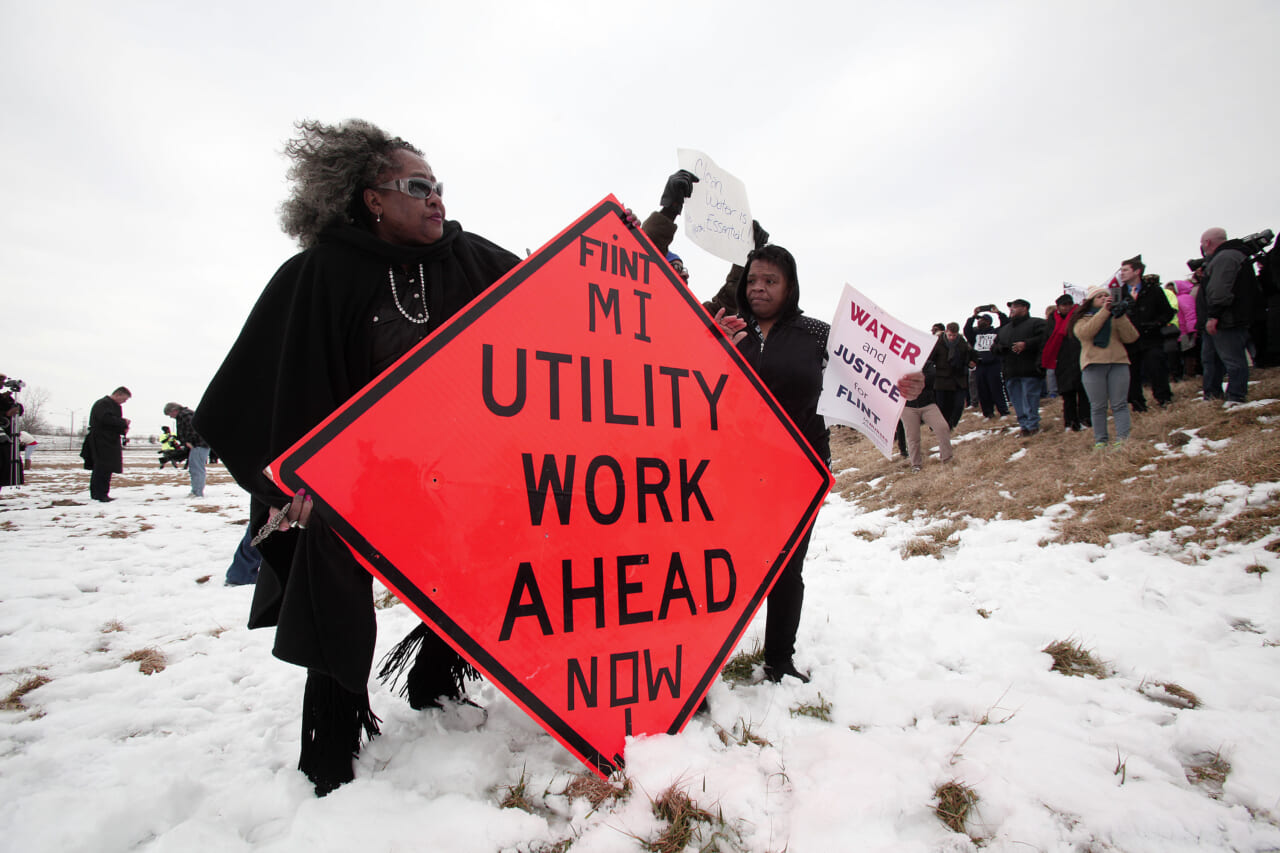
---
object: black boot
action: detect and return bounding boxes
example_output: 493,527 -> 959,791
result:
763,660 -> 811,684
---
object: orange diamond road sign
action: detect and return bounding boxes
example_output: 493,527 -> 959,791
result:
269,197 -> 832,776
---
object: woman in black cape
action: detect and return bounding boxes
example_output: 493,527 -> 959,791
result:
196,119 -> 519,795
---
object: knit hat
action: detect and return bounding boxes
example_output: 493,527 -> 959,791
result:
1085,285 -> 1111,303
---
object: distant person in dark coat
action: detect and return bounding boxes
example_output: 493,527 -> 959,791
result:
83,387 -> 131,502
964,307 -> 1009,418
1055,305 -> 1091,433
1198,228 -> 1259,406
1118,256 -> 1176,410
933,323 -> 970,429
995,299 -> 1047,436
0,376 -> 23,490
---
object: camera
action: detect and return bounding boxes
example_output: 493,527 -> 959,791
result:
2,378 -> 23,393
1186,257 -> 1204,272
1106,286 -> 1132,318
1239,229 -> 1275,260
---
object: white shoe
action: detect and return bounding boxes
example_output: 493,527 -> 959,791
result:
1223,400 -> 1243,410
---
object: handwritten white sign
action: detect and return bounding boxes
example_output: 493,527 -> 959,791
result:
817,284 -> 937,460
676,149 -> 753,265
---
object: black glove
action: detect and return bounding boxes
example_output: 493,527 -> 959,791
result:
752,220 -> 770,249
660,170 -> 698,218
1109,300 -> 1130,318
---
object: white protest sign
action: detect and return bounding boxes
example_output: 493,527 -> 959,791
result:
817,284 -> 938,460
676,149 -> 753,265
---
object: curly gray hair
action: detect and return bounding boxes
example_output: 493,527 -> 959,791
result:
278,119 -> 423,249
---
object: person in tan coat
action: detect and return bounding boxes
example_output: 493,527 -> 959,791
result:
1074,285 -> 1140,448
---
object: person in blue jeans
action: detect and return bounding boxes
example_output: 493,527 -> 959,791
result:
224,521 -> 261,585
164,402 -> 211,496
995,298 -> 1047,436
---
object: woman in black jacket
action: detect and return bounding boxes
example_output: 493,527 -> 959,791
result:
726,245 -> 829,683
196,119 -> 519,795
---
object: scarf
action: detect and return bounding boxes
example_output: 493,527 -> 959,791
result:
1087,309 -> 1113,349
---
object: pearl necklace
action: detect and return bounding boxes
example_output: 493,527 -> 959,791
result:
389,264 -> 429,324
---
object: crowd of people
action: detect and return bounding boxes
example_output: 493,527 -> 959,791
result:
898,234 -> 1277,460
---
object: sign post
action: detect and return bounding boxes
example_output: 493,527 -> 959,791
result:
270,197 -> 832,776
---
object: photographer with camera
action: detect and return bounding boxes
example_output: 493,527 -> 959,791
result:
1116,256 -> 1175,412
963,304 -> 1009,419
0,374 -> 24,490
1197,227 -> 1261,406
1076,286 -> 1140,448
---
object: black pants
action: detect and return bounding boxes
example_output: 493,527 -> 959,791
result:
90,466 -> 113,499
764,526 -> 814,667
934,389 -> 966,429
974,363 -> 1008,416
1127,337 -> 1171,408
1061,387 -> 1091,427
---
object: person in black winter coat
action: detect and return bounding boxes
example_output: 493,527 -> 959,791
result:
963,307 -> 1009,418
995,299 -> 1047,435
82,387 -> 132,501
933,323 -> 970,429
719,244 -> 829,685
1054,307 -> 1090,431
1198,228 -> 1260,404
1118,256 -> 1176,410
196,119 -> 520,796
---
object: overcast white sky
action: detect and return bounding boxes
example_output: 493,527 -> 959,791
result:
2,1 -> 1276,435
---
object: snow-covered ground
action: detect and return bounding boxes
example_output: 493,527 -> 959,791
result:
2,447 -> 1279,852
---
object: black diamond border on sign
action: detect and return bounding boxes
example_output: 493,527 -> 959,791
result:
276,197 -> 831,775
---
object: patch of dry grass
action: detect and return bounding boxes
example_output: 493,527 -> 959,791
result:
790,693 -> 833,721
830,372 -> 1280,551
721,642 -> 765,685
643,784 -> 734,853
1184,751 -> 1231,799
934,779 -> 979,835
101,619 -> 125,633
123,647 -> 168,675
1139,680 -> 1201,709
499,770 -> 534,812
1043,639 -> 1110,678
716,719 -> 772,748
562,772 -> 630,810
1,675 -> 51,710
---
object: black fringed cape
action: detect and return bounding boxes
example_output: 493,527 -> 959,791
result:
195,222 -> 519,694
